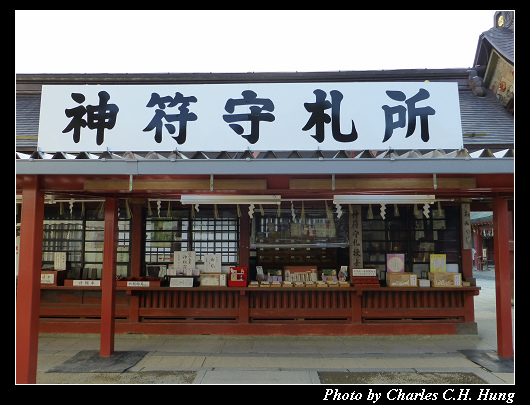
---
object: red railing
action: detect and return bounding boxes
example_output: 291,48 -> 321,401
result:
40,286 -> 479,327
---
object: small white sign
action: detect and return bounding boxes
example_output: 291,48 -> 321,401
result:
127,281 -> 150,287
174,251 -> 196,271
73,280 -> 101,286
461,203 -> 472,250
54,252 -> 67,270
204,254 -> 222,273
41,273 -> 55,284
169,277 -> 194,287
350,205 -> 363,268
351,268 -> 377,277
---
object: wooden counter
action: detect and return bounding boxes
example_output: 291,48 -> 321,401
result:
38,284 -> 480,335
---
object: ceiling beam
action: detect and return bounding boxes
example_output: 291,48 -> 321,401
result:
290,177 -> 476,190
83,178 -> 267,191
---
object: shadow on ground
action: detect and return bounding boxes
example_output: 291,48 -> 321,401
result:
37,370 -> 197,384
318,371 -> 487,384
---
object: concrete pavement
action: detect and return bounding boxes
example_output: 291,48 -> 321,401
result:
33,269 -> 514,384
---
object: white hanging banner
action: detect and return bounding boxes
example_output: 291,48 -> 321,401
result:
38,82 -> 463,152
349,205 -> 363,268
461,203 -> 472,250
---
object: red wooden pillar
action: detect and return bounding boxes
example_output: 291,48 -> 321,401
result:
351,291 -> 362,323
15,175 -> 44,384
100,198 -> 118,357
129,203 -> 143,278
128,203 -> 143,323
239,291 -> 249,323
238,209 -> 250,324
492,197 -> 513,358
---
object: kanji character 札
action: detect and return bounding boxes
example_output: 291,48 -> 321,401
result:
302,89 -> 358,143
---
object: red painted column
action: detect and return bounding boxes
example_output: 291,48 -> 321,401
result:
128,203 -> 143,324
492,197 -> 513,357
129,203 -> 143,278
100,198 -> 118,357
15,175 -> 44,384
238,210 -> 250,323
239,291 -> 249,323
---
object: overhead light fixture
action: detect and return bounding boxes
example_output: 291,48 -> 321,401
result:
180,194 -> 281,205
332,195 -> 436,205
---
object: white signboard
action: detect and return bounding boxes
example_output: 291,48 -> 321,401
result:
41,273 -> 55,284
350,205 -> 363,268
54,252 -> 67,270
351,268 -> 377,277
127,281 -> 151,287
461,203 -> 472,250
73,280 -> 101,286
169,277 -> 194,288
38,82 -> 463,152
204,253 -> 222,273
174,251 -> 196,271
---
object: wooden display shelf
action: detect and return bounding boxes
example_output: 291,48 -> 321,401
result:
38,284 -> 481,335
40,284 -> 481,293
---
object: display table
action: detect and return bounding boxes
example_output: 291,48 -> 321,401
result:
39,285 -> 480,335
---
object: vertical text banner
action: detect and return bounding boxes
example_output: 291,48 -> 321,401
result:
38,82 -> 463,152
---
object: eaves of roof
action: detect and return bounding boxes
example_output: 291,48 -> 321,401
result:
16,69 -> 472,91
460,89 -> 514,147
15,70 -> 514,153
481,27 -> 514,64
15,149 -> 514,176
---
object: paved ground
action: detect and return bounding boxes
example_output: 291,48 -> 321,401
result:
34,269 -> 514,384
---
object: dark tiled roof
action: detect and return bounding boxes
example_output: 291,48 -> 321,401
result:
460,89 -> 514,146
15,95 -> 40,149
482,27 -> 514,64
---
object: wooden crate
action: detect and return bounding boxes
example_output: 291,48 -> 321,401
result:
386,272 -> 417,287
200,273 -> 227,287
428,272 -> 462,287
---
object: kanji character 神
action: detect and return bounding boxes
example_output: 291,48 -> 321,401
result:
62,93 -> 87,143
62,91 -> 119,145
86,91 -> 119,145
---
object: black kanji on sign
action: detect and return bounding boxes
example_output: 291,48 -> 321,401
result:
143,92 -> 198,144
62,91 -> 119,145
223,90 -> 275,144
381,88 -> 436,143
302,89 -> 358,143
62,93 -> 87,143
86,91 -> 119,145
